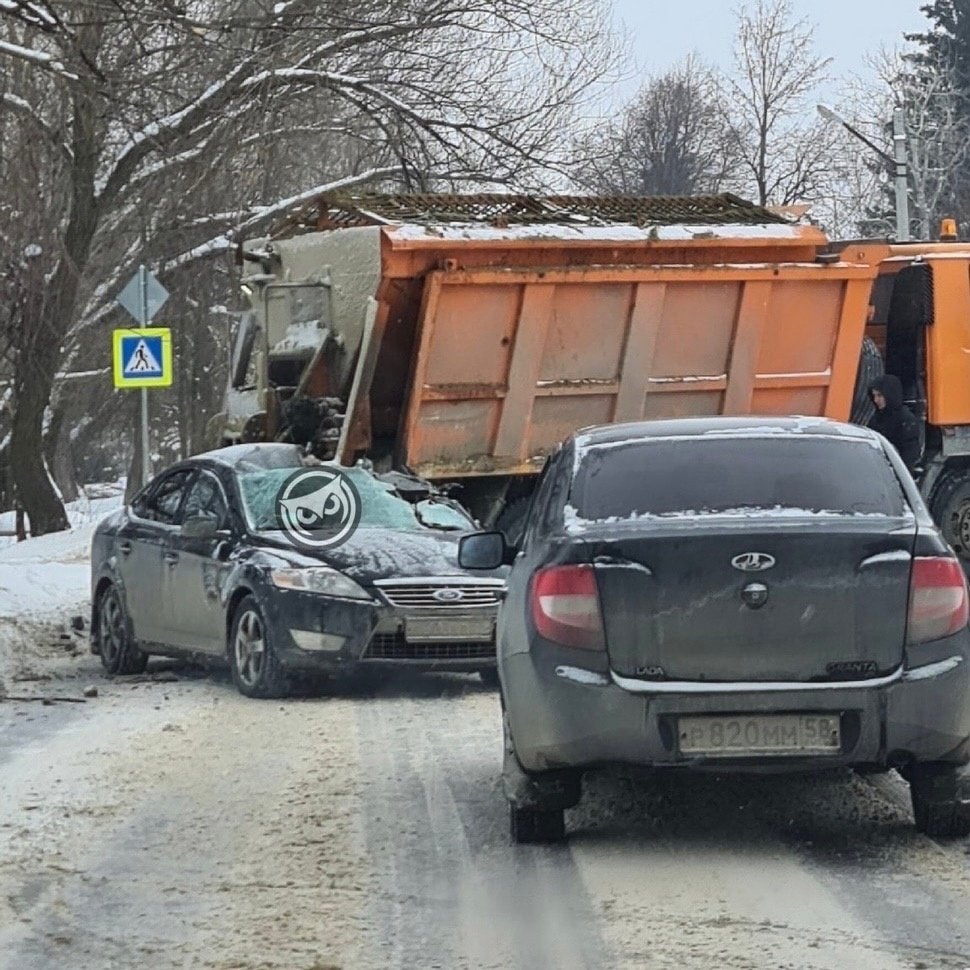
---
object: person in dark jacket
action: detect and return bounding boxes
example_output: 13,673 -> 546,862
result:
868,374 -> 921,472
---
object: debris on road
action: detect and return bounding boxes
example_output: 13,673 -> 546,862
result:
113,670 -> 182,684
0,694 -> 88,704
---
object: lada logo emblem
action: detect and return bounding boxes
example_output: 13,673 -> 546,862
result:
731,552 -> 776,572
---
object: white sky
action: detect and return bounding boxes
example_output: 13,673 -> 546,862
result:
610,0 -> 929,104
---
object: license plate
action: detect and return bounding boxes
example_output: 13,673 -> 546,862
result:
404,616 -> 494,643
678,714 -> 841,757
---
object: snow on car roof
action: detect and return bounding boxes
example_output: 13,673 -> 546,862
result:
194,443 -> 305,470
573,416 -> 877,449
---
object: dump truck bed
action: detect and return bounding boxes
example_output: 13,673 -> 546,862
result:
242,194 -> 878,481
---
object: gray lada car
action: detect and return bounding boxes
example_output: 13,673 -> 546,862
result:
91,444 -> 505,696
459,417 -> 970,843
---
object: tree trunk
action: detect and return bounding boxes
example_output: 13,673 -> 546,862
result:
53,435 -> 79,505
44,403 -> 80,504
10,344 -> 70,535
10,55 -> 104,535
0,443 -> 14,512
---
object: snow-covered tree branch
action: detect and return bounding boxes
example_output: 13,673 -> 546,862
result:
721,0 -> 833,207
0,0 -> 618,530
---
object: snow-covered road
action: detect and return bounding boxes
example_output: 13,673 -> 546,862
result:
1,521 -> 969,968
1,658 -> 970,969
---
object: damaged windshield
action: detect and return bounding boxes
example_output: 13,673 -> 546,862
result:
236,465 -> 473,533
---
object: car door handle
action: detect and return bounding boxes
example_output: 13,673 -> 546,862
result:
164,552 -> 179,566
118,541 -> 132,556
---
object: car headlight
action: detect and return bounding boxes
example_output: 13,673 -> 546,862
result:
270,567 -> 371,601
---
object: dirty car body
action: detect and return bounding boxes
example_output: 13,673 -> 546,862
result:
91,444 -> 505,696
460,417 -> 970,842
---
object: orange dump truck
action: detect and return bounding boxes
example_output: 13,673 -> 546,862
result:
214,193 -> 970,556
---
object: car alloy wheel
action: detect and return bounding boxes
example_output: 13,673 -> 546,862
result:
97,585 -> 148,675
234,608 -> 266,688
99,589 -> 124,668
229,596 -> 286,698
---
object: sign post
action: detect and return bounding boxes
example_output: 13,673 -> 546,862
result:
114,265 -> 171,488
138,267 -> 150,485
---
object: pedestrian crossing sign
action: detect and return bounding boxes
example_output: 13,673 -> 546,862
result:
112,328 -> 173,388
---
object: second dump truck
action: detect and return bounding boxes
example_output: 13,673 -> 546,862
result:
210,193 -> 970,558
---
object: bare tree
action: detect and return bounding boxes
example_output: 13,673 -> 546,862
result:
896,59 -> 970,238
0,0 -> 618,533
722,0 -> 835,206
817,48 -> 970,240
574,57 -> 738,196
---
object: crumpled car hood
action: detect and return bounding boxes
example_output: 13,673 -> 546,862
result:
250,527 -> 506,584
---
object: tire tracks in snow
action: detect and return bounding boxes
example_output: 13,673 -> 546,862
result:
355,678 -> 608,970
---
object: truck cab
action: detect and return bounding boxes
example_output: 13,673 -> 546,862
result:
837,239 -> 970,558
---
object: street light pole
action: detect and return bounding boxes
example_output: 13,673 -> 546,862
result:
892,107 -> 911,242
817,103 -> 910,242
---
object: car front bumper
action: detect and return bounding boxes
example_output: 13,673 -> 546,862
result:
503,644 -> 970,775
259,585 -> 500,675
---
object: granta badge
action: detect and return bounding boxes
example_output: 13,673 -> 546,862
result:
731,552 -> 776,572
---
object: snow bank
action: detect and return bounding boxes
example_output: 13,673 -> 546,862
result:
0,486 -> 123,686
0,524 -> 96,620
0,484 -> 123,546
0,524 -> 98,687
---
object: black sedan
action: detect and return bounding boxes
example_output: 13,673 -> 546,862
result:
91,444 -> 505,697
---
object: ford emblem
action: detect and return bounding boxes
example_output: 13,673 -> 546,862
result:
433,588 -> 464,602
731,552 -> 776,572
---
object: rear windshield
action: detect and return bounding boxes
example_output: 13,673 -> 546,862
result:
570,436 -> 907,521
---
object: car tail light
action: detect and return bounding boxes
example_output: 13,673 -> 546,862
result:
906,556 -> 969,645
531,565 -> 605,650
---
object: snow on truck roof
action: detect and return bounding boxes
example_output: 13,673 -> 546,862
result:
388,222 -> 806,243
265,192 -> 808,242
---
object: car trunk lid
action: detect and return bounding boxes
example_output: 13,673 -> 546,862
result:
588,518 -> 915,682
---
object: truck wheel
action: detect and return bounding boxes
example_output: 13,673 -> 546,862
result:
510,805 -> 566,844
929,469 -> 970,560
909,766 -> 970,838
850,337 -> 884,426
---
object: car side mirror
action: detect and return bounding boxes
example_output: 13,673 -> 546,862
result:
182,515 -> 220,539
459,531 -> 512,570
